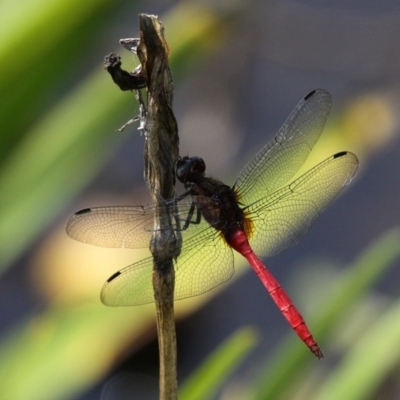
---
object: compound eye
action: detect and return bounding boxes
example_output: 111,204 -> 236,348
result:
192,157 -> 206,174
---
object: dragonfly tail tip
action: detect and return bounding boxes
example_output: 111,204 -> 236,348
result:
310,344 -> 324,359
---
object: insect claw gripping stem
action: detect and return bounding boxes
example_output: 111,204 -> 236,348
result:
103,53 -> 146,91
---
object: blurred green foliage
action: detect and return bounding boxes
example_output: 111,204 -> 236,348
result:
179,327 -> 259,400
253,227 -> 400,400
2,1 -> 400,399
2,227 -> 400,399
181,228 -> 400,400
0,1 -> 243,399
0,0 -> 230,272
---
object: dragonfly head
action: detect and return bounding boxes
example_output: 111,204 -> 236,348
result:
176,156 -> 206,184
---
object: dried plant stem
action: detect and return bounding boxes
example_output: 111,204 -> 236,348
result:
137,14 -> 179,400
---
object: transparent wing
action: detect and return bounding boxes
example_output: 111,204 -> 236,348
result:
246,152 -> 359,257
66,205 -> 156,248
235,89 -> 332,204
65,198 -> 213,249
100,225 -> 234,306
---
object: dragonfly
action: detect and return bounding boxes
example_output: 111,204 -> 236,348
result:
66,89 -> 359,358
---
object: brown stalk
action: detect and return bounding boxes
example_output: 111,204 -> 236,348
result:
136,14 -> 179,400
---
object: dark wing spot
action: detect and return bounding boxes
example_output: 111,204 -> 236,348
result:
75,208 -> 92,215
333,151 -> 348,158
107,271 -> 121,282
304,90 -> 316,101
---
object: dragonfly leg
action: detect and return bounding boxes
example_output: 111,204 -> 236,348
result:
150,199 -> 202,233
175,202 -> 202,230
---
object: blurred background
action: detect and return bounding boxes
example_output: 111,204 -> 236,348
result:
2,0 -> 400,399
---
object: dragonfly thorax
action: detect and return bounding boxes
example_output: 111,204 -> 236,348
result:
176,157 -> 247,240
